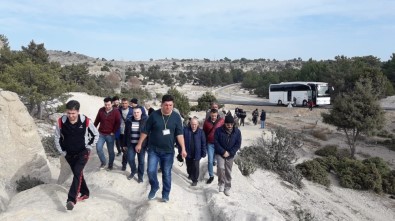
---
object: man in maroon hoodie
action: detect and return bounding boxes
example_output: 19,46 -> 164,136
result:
94,97 -> 121,170
203,109 -> 224,184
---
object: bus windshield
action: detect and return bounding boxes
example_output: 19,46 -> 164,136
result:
317,85 -> 330,97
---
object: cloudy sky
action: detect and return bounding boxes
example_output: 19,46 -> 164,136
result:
1,0 -> 394,61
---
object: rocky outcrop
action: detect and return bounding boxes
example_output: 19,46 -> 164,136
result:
0,90 -> 51,212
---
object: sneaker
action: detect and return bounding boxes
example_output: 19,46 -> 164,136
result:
148,188 -> 159,200
77,195 -> 89,202
121,165 -> 126,171
117,152 -> 122,156
66,201 -> 75,210
191,181 -> 197,186
219,185 -> 225,192
206,176 -> 214,184
187,175 -> 192,180
99,163 -> 106,170
224,188 -> 230,196
213,161 -> 217,166
106,166 -> 113,171
138,179 -> 143,183
127,173 -> 135,180
162,197 -> 169,203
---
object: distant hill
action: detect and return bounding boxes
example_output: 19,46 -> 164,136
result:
47,50 -> 303,76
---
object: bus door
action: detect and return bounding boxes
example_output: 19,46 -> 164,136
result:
287,91 -> 292,102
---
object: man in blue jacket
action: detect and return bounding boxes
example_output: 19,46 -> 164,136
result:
180,117 -> 206,186
214,115 -> 242,197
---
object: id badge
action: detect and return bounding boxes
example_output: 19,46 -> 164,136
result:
162,129 -> 170,136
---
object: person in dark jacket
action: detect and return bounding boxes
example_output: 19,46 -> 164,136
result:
94,97 -> 121,170
260,109 -> 266,129
118,98 -> 134,171
130,98 -> 148,118
214,115 -> 242,196
124,107 -> 147,182
55,100 -> 99,210
180,117 -> 207,186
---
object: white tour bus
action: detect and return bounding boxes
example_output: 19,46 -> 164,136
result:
269,82 -> 332,106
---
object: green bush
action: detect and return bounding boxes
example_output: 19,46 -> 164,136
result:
41,135 -> 60,158
382,170 -> 395,194
236,127 -> 303,187
335,158 -> 383,193
296,159 -> 330,187
234,157 -> 257,176
16,175 -> 45,192
315,155 -> 338,172
315,145 -> 338,157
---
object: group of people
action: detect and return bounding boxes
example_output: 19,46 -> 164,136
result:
55,97 -> 242,211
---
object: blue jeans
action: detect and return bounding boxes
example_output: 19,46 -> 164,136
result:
207,143 -> 215,177
128,144 -> 146,181
96,134 -> 115,167
147,149 -> 174,199
260,120 -> 265,129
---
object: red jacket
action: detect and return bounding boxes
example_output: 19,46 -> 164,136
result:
94,107 -> 121,135
203,117 -> 224,144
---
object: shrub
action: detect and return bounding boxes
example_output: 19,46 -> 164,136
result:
335,158 -> 383,193
296,160 -> 330,187
315,155 -> 338,172
16,175 -> 45,192
234,157 -> 257,176
311,130 -> 328,141
382,170 -> 395,194
315,145 -> 338,157
236,127 -> 303,187
41,135 -> 60,158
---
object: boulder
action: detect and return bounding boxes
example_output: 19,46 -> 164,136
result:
0,90 -> 51,212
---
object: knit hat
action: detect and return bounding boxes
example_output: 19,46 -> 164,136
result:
225,115 -> 234,124
130,98 -> 138,104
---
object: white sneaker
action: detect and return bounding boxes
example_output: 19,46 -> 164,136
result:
224,188 -> 230,196
218,185 -> 225,192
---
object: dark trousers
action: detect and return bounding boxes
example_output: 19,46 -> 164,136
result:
65,149 -> 90,204
186,158 -> 200,182
115,137 -> 121,154
119,134 -> 127,167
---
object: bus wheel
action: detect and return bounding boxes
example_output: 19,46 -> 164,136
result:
278,100 -> 283,105
302,100 -> 307,106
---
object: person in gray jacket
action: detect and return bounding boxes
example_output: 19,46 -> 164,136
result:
55,100 -> 99,211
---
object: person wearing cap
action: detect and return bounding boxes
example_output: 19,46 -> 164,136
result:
130,98 -> 147,118
214,115 -> 241,197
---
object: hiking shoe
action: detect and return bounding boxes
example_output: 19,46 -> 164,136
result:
99,163 -> 106,170
219,185 -> 225,192
191,181 -> 197,186
206,176 -> 214,184
66,201 -> 75,210
148,188 -> 159,200
224,188 -> 230,196
77,195 -> 89,202
162,197 -> 169,203
121,165 -> 127,171
127,173 -> 135,180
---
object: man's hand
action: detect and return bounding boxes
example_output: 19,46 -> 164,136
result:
135,144 -> 141,153
223,151 -> 230,158
181,148 -> 187,158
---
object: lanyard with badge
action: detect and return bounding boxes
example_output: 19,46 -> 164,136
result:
162,112 -> 171,136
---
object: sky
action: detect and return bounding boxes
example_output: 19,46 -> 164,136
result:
1,0 -> 395,61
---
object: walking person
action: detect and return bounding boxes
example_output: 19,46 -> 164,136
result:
94,97 -> 121,170
130,98 -> 148,118
252,109 -> 259,125
260,109 -> 266,129
214,115 -> 242,196
124,107 -> 147,183
135,94 -> 187,202
203,109 -> 224,184
118,98 -> 134,171
112,96 -> 122,156
180,117 -> 206,186
55,100 -> 99,210
239,111 -> 246,126
205,102 -> 225,120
